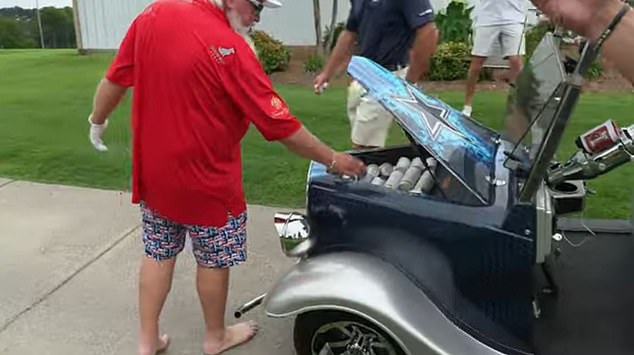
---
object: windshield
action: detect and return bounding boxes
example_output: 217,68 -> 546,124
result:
503,32 -> 567,168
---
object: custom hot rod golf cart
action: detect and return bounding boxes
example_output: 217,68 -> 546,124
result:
235,30 -> 634,355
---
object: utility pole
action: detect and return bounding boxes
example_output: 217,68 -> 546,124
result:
35,0 -> 45,48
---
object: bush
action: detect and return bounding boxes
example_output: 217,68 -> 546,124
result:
323,22 -> 345,53
586,59 -> 604,80
435,1 -> 474,44
250,30 -> 291,74
304,54 -> 324,74
429,41 -> 471,81
524,23 -> 553,59
525,24 -> 603,80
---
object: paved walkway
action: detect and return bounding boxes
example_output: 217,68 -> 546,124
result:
0,179 -> 297,355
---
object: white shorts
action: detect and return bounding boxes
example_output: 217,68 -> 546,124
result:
472,24 -> 526,58
347,67 -> 407,147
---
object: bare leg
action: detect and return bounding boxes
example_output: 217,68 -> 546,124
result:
464,56 -> 487,110
197,266 -> 258,355
506,55 -> 524,84
138,257 -> 174,355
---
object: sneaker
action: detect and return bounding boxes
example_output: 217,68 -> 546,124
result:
462,105 -> 472,117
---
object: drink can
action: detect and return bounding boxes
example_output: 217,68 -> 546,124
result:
576,119 -> 621,154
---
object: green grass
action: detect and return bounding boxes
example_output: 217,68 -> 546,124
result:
1,49 -> 632,219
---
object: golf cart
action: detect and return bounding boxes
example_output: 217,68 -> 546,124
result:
235,30 -> 634,355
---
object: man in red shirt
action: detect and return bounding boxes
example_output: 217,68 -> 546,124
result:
86,0 -> 366,354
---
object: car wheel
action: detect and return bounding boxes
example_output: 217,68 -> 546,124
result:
293,310 -> 406,355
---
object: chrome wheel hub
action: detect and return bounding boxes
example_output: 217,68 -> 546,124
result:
311,320 -> 398,355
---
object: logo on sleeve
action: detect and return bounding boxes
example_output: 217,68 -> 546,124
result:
210,46 -> 236,64
218,47 -> 235,57
270,96 -> 289,118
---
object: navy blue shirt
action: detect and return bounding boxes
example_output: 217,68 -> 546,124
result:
346,0 -> 435,69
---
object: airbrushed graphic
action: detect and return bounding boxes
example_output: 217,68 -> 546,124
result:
347,56 -> 496,165
394,86 -> 467,141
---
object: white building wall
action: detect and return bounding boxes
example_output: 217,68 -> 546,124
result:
256,0 -> 351,46
75,0 -> 538,50
75,0 -> 150,50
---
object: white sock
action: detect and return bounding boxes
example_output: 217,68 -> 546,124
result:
462,105 -> 472,117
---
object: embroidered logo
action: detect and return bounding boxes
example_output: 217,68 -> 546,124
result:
271,97 -> 283,109
218,47 -> 235,57
270,96 -> 289,118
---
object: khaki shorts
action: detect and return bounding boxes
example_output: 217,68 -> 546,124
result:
347,67 -> 407,147
472,24 -> 526,58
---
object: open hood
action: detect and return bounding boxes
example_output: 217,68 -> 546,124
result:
347,56 -> 499,205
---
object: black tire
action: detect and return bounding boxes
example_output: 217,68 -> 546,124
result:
293,310 -> 407,355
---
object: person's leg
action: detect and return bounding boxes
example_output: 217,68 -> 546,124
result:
501,23 -> 526,84
347,80 -> 370,150
506,55 -> 524,83
189,211 -> 257,355
464,26 -> 498,116
138,204 -> 187,355
351,96 -> 393,150
463,56 -> 487,116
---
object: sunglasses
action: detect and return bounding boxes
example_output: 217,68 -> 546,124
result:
246,0 -> 264,15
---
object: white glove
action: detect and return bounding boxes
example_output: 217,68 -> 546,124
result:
88,114 -> 109,152
313,82 -> 329,94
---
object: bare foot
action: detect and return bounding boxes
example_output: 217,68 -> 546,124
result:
203,321 -> 259,355
139,333 -> 170,355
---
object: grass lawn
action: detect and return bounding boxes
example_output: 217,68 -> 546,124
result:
1,49 -> 632,219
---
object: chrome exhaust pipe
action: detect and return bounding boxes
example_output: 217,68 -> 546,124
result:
234,293 -> 266,319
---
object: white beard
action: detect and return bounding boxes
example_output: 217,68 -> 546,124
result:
226,8 -> 257,54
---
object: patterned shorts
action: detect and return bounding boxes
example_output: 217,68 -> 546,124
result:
140,203 -> 247,268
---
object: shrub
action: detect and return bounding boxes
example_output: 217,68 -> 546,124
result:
323,22 -> 345,53
586,59 -> 604,80
524,23 -> 553,59
304,54 -> 324,74
525,24 -> 603,80
250,30 -> 291,74
429,41 -> 471,81
435,1 -> 474,44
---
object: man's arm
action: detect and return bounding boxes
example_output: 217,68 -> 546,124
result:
405,23 -> 439,84
313,30 -> 357,91
279,126 -> 333,166
400,0 -> 439,84
215,37 -> 366,177
89,79 -> 128,124
323,30 -> 357,78
531,0 -> 634,83
588,3 -> 634,83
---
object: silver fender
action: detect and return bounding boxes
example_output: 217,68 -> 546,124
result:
265,251 -> 505,355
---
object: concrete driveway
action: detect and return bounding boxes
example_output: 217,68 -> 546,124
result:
0,178 -> 298,355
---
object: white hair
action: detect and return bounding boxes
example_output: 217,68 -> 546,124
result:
204,0 -> 257,55
209,0 -> 224,9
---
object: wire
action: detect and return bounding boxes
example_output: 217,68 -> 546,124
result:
561,230 -> 591,248
560,206 -> 597,248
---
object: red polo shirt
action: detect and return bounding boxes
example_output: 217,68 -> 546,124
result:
105,0 -> 302,226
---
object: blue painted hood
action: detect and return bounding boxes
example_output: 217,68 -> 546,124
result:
347,56 -> 500,204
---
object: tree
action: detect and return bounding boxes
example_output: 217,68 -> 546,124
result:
312,0 -> 323,56
0,17 -> 36,48
0,6 -> 75,49
40,6 -> 75,48
325,0 -> 338,55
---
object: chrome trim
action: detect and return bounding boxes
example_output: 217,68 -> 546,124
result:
274,212 -> 313,257
265,252 -> 506,355
535,183 -> 554,263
